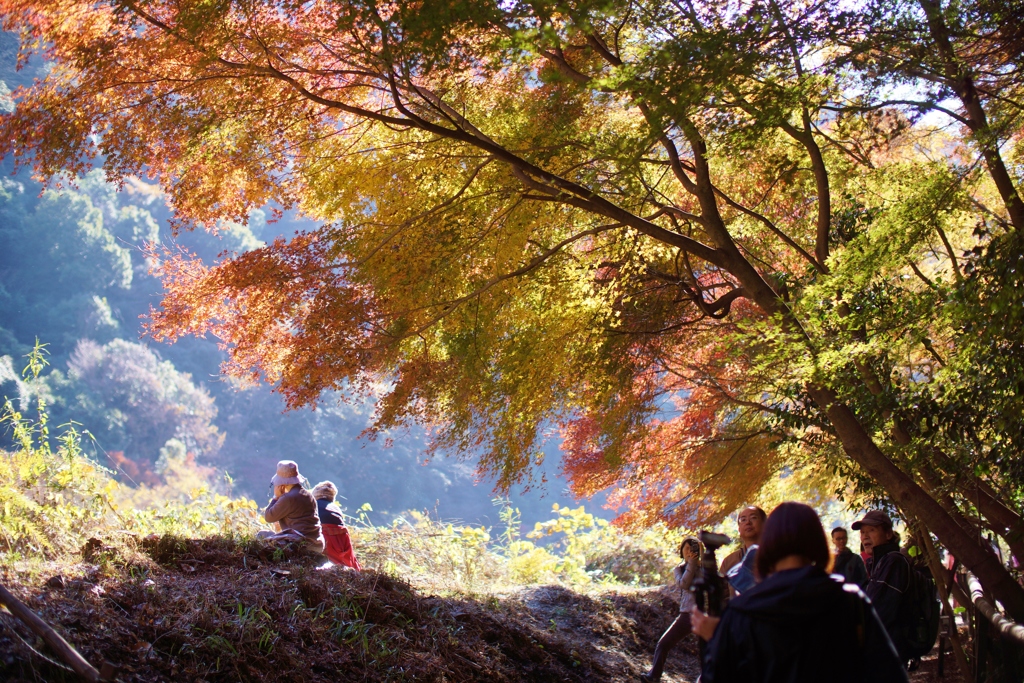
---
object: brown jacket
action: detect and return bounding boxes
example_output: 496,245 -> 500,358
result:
263,487 -> 324,547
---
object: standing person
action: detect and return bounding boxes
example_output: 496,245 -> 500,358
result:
853,511 -> 913,664
701,503 -> 908,683
641,537 -> 700,683
832,526 -> 869,587
258,460 -> 325,553
727,541 -> 760,594
720,506 -> 765,590
312,481 -> 362,570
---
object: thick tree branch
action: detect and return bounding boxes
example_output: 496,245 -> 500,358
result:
116,3 -> 729,271
765,0 -> 832,264
918,0 -> 1024,230
934,223 -> 963,282
725,86 -> 831,270
820,100 -> 972,127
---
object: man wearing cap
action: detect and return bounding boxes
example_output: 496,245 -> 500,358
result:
853,510 -> 912,663
257,460 -> 325,553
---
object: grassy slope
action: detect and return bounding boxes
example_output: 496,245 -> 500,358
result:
0,536 -> 698,683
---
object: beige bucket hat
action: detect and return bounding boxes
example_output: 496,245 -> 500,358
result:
271,460 -> 302,486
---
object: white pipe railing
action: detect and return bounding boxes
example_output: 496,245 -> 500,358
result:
967,573 -> 1024,645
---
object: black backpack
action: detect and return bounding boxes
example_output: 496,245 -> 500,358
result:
901,555 -> 941,658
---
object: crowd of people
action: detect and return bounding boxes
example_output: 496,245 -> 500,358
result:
642,503 -> 930,683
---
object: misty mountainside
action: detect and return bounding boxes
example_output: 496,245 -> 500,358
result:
0,30 -> 600,529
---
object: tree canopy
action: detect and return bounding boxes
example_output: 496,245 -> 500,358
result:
0,142 -> 498,522
2,0 -> 1024,614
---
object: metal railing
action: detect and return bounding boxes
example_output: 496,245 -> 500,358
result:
960,572 -> 1024,682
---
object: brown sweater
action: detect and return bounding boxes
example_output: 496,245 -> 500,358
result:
263,487 -> 324,546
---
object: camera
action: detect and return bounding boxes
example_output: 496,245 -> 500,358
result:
698,531 -> 731,553
690,530 -> 731,617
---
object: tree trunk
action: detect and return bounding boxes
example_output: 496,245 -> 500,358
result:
675,112 -> 1024,618
805,385 -> 1024,620
965,482 -> 1024,565
917,466 -> 985,537
928,452 -> 1024,564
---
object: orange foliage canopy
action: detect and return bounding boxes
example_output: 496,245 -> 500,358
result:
147,234 -> 384,404
0,0 -> 838,526
560,322 -> 787,530
4,0 -> 1022,581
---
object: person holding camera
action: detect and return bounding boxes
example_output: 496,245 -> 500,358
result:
701,502 -> 908,683
641,537 -> 701,683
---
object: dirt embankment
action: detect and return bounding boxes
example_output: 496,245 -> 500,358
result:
0,537 -> 697,682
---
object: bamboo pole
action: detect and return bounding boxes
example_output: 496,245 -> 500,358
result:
967,573 -> 1024,645
0,582 -> 104,681
915,520 -> 973,678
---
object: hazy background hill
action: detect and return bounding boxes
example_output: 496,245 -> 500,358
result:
0,32 -> 607,529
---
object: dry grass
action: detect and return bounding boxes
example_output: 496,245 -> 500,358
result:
0,535 -> 698,683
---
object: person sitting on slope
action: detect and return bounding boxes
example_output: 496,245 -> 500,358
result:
258,460 -> 325,553
312,480 -> 362,570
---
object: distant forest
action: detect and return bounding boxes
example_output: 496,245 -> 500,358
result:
0,32 -> 592,528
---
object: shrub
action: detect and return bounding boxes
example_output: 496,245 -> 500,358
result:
0,345 -> 118,559
2,347 -> 682,593
348,499 -> 683,592
0,345 -> 261,562
527,503 -> 683,585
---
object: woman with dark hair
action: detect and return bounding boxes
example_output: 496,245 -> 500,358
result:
701,502 -> 908,683
640,537 -> 701,683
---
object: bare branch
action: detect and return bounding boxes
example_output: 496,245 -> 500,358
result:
712,185 -> 824,274
934,224 -> 963,282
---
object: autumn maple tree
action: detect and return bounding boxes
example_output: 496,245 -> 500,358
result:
3,0 -> 1024,613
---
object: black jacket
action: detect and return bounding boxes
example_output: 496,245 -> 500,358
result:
316,499 -> 346,526
834,548 -> 869,588
866,539 -> 913,660
703,565 -> 908,683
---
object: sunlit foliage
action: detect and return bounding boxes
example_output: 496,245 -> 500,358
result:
0,345 -> 260,559
2,0 -> 1024,612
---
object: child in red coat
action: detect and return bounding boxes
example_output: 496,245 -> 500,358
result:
311,481 -> 361,570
